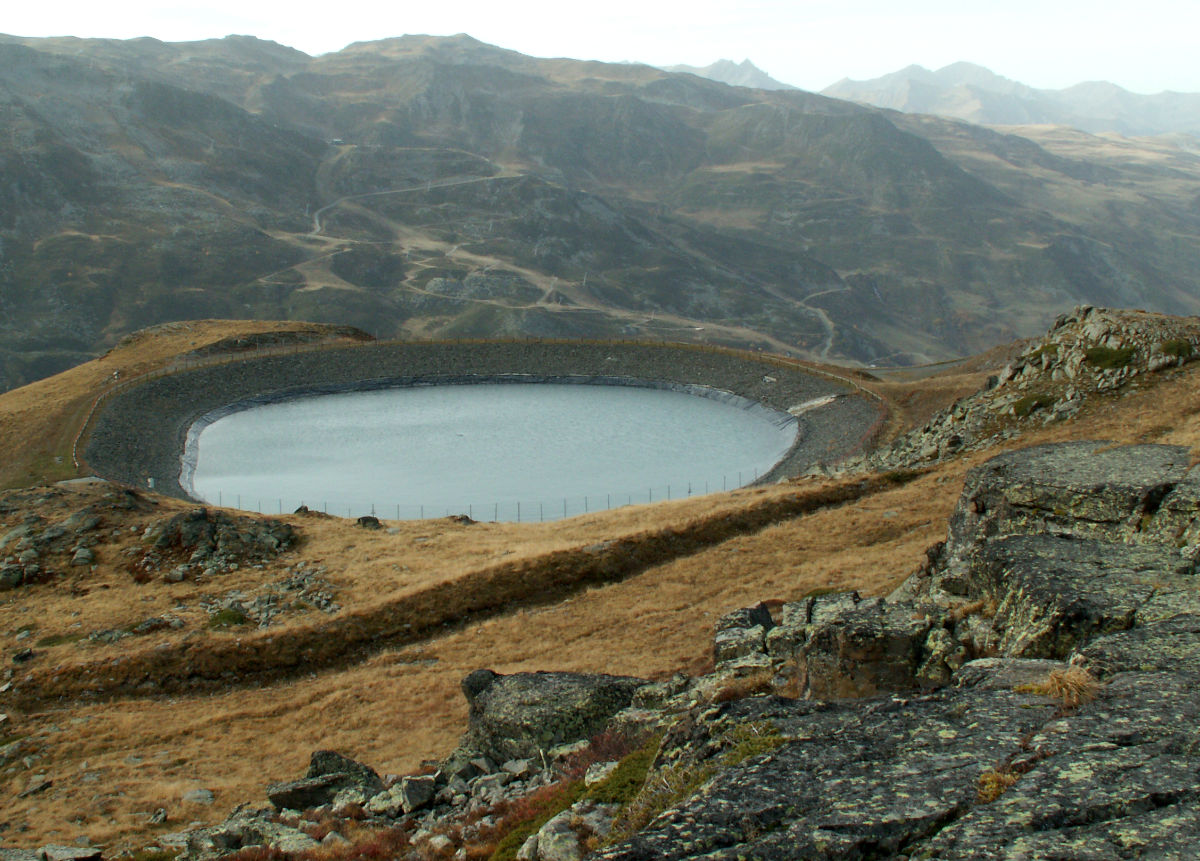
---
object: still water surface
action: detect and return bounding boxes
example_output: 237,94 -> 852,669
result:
186,383 -> 797,520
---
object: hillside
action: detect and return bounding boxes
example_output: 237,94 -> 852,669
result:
3,309 -> 1200,854
822,61 -> 1200,136
1,34 -> 1199,390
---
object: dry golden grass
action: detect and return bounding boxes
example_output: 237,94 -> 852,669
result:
2,322 -> 1200,848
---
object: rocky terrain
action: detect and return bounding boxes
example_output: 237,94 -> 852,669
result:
843,305 -> 1200,472
84,438 -> 1200,860
2,34 -> 1200,390
5,310 -> 1200,858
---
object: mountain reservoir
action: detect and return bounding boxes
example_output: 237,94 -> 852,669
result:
183,382 -> 799,520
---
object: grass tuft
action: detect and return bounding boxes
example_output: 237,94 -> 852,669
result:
710,669 -> 777,704
976,768 -> 1019,803
1016,666 -> 1102,709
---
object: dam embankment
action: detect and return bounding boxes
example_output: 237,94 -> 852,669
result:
84,341 -> 884,502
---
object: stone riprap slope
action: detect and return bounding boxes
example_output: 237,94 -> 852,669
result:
844,306 -> 1200,473
83,341 -> 881,500
156,441 -> 1200,860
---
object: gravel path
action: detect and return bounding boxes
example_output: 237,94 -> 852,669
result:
85,341 -> 883,503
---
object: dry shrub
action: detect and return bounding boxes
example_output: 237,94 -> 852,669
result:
1043,666 -> 1102,708
1017,666 -> 1102,709
948,597 -> 997,623
976,768 -> 1019,803
560,728 -> 645,781
710,668 -> 776,704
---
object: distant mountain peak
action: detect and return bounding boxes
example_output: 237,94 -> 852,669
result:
822,62 -> 1200,137
664,58 -> 797,91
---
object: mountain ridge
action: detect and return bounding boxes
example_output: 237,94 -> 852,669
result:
822,61 -> 1200,136
0,34 -> 1198,391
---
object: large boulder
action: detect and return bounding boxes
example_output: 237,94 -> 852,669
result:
456,670 -> 649,764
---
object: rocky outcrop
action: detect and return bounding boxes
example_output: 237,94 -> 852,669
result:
597,440 -> 1200,859
844,307 -> 1200,473
135,507 -> 295,582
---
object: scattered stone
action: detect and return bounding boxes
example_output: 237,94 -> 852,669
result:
182,788 -> 215,805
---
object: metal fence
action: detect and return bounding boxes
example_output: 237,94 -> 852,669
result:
207,469 -> 764,523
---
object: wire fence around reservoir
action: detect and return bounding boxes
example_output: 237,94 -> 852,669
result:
202,469 -> 766,523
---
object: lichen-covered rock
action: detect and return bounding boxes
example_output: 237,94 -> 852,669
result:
840,308 -> 1200,473
519,799 -> 620,861
595,442 -> 1200,858
454,670 -> 649,764
796,595 -> 940,698
139,507 -> 295,576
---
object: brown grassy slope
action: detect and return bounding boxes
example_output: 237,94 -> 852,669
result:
0,320 -> 367,491
3,327 -> 1199,849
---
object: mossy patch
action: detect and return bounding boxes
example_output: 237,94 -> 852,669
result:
206,607 -> 250,629
1085,345 -> 1135,370
1160,339 -> 1193,360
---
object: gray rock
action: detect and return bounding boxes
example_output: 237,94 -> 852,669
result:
455,669 -> 649,764
397,774 -> 437,814
38,848 -> 102,861
70,547 -> 95,566
596,442 -> 1200,859
182,788 -> 215,805
266,750 -> 383,810
796,595 -> 938,698
0,563 -> 21,590
524,800 -> 620,861
184,812 -> 319,860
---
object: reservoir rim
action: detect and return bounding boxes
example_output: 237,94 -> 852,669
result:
84,340 -> 883,501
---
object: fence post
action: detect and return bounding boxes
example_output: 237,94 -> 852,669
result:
517,502 -> 521,522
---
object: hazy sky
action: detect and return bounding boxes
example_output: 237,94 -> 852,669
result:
7,0 -> 1198,94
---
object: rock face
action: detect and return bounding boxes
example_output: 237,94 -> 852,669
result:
455,670 -> 650,765
597,441 -> 1200,859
